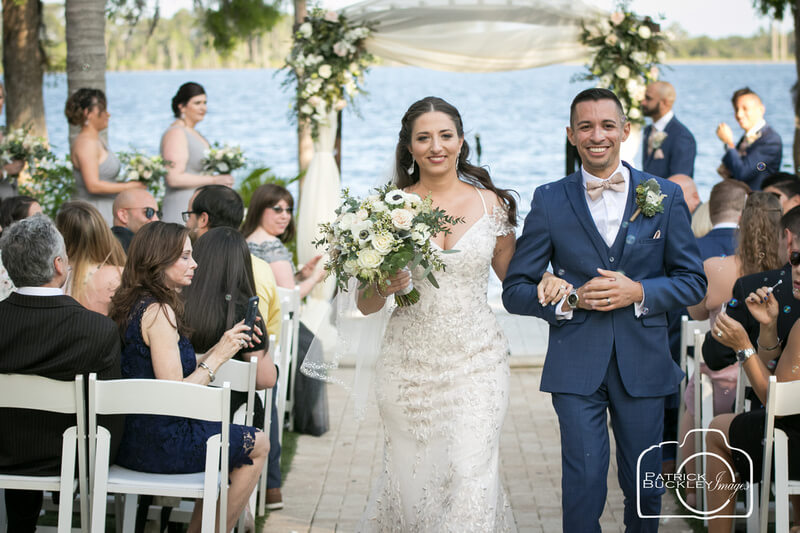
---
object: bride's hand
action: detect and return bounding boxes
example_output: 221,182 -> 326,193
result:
376,269 -> 411,298
538,271 -> 572,306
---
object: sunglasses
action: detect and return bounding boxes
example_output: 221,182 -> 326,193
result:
791,251 -> 800,266
128,207 -> 161,220
181,210 -> 196,223
270,206 -> 293,215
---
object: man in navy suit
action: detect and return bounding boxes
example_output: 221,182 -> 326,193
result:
717,87 -> 783,190
503,88 -> 706,532
640,81 -> 697,179
696,179 -> 748,260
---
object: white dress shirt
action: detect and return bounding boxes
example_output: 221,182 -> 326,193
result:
16,286 -> 64,296
651,110 -> 674,133
745,118 -> 767,139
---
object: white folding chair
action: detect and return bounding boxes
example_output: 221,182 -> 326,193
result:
275,313 -> 294,444
692,331 -> 715,520
88,375 -> 230,533
256,335 -> 276,516
760,376 -> 800,533
276,285 -> 301,432
677,316 -> 709,437
0,374 -> 87,533
215,356 -> 259,427
732,364 -> 759,533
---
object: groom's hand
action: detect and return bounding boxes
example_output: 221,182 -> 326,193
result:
581,268 -> 644,311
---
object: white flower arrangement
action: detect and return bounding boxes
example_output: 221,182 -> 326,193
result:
17,155 -> 75,218
576,2 -> 670,125
284,7 -> 375,139
0,127 -> 50,174
117,150 -> 170,204
314,183 -> 463,307
201,143 -> 246,175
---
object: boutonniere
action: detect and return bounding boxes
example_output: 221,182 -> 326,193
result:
630,178 -> 667,222
649,131 -> 667,150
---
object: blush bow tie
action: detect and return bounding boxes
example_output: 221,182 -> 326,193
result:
586,173 -> 625,201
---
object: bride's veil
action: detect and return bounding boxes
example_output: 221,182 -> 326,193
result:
300,161 -> 398,419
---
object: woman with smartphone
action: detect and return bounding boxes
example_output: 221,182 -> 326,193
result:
109,221 -> 267,532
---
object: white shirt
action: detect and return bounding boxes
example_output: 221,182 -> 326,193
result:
711,222 -> 738,231
745,119 -> 767,139
16,286 -> 64,296
652,110 -> 674,132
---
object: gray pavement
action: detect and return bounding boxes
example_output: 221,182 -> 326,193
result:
265,310 -> 695,532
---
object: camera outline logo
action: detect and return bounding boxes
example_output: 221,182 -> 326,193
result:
636,428 -> 753,519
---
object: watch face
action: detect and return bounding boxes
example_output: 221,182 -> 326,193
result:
567,292 -> 578,307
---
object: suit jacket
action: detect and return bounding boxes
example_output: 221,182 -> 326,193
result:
703,263 -> 800,371
0,292 -> 121,476
642,116 -> 697,179
722,124 -> 783,190
111,226 -> 135,253
696,227 -> 737,261
502,163 -> 706,397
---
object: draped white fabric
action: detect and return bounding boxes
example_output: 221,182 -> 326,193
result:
342,0 -> 606,72
296,110 -> 339,304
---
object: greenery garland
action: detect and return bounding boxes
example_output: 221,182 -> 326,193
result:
575,2 -> 670,125
284,7 -> 375,139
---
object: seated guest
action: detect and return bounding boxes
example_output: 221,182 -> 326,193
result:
111,189 -> 160,252
707,280 -> 800,532
764,179 -> 800,214
667,174 -> 700,214
183,184 -> 288,508
56,202 -> 126,315
696,180 -> 749,260
691,200 -> 713,238
0,196 -> 42,301
108,221 -> 267,531
0,215 -> 121,532
683,192 -> 783,506
716,87 -> 783,190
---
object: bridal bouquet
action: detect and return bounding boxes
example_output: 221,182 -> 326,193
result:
0,127 -> 50,170
202,143 -> 246,174
117,150 -> 169,204
17,156 -> 75,218
314,183 -> 462,307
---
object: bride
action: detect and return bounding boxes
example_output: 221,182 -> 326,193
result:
355,96 -> 569,531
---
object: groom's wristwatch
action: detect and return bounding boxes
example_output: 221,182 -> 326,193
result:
736,347 -> 756,363
567,289 -> 580,310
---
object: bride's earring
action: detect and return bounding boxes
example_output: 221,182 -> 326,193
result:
407,158 -> 415,175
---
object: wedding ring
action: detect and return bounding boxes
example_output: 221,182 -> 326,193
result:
606,297 -> 611,305
239,339 -> 247,347
716,331 -> 723,338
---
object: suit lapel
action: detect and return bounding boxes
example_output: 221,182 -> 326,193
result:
617,164 -> 647,268
564,171 -> 612,265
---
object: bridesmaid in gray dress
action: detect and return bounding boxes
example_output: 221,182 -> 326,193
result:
160,82 -> 234,224
66,89 -> 144,224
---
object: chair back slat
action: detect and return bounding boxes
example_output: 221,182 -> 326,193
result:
771,378 -> 800,417
0,373 -> 80,413
91,378 -> 226,420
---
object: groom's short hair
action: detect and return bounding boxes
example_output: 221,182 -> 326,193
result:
569,88 -> 626,128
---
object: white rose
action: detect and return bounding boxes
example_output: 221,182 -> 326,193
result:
338,212 -> 358,232
411,223 -> 430,243
610,12 -> 625,26
334,99 -> 347,111
343,259 -> 359,276
324,10 -> 339,23
356,248 -> 382,270
217,162 -> 230,173
598,75 -> 612,88
649,66 -> 660,80
300,104 -> 313,115
626,78 -> 641,95
308,95 -> 322,107
631,51 -> 648,64
598,19 -> 612,35
298,22 -> 312,38
142,169 -> 152,179
645,190 -> 660,205
318,64 -> 333,79
656,50 -> 667,63
604,34 -> 618,46
390,208 -> 414,230
371,233 -> 395,255
333,41 -> 349,57
344,81 -> 358,96
127,170 -> 140,181
632,84 -> 646,101
638,26 -> 652,39
627,107 -> 641,120
615,65 -> 630,79
372,201 -> 388,213
355,208 -> 369,220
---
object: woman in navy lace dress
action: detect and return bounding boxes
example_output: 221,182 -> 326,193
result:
109,221 -> 267,531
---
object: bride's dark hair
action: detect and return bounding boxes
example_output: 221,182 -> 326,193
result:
394,96 -> 517,227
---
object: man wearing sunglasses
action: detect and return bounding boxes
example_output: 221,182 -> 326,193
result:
703,206 -> 800,375
111,189 -> 161,252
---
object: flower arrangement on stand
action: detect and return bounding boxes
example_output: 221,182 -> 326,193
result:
575,2 -> 670,124
284,7 -> 375,138
117,150 -> 169,205
0,127 -> 50,168
17,155 -> 75,218
201,143 -> 246,175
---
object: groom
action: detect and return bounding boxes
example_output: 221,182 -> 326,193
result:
503,88 -> 705,532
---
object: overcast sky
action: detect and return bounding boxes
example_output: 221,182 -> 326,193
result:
157,0 -> 791,39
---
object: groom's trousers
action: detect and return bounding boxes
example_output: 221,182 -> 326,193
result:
552,353 -> 664,533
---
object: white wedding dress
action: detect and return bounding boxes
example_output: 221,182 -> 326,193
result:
358,189 -> 517,532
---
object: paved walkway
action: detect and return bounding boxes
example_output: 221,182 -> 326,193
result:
266,311 -> 695,532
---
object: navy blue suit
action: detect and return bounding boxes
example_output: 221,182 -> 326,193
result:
721,125 -> 782,190
696,227 -> 737,260
641,116 -> 696,178
503,163 -> 706,532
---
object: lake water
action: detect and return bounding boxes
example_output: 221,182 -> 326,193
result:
31,62 -> 796,211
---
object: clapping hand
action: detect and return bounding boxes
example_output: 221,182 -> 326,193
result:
744,286 -> 779,326
538,271 -> 572,306
299,254 -> 323,282
713,310 -> 751,352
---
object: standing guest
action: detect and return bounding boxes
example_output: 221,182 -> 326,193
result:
503,88 -> 706,532
764,179 -> 800,214
640,81 -> 697,179
109,222 -> 267,532
111,189 -> 161,252
66,88 -> 144,224
160,82 -> 233,224
0,214 -> 121,533
0,195 -> 43,301
56,201 -> 126,316
668,174 -> 700,214
0,81 -> 26,198
716,87 -> 783,190
696,179 -> 749,260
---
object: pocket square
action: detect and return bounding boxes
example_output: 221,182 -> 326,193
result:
654,148 -> 664,160
652,230 -> 661,239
